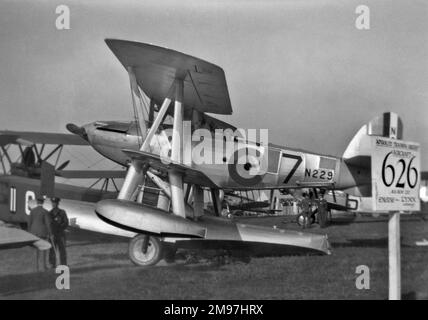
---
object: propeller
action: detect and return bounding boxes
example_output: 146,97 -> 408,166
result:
56,160 -> 70,171
66,123 -> 88,141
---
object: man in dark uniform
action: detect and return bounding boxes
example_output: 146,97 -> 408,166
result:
300,192 -> 312,229
49,197 -> 69,267
316,191 -> 329,228
29,197 -> 52,271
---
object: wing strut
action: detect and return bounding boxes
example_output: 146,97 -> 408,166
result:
192,185 -> 204,219
169,79 -> 186,218
118,82 -> 175,200
119,75 -> 195,220
127,67 -> 148,145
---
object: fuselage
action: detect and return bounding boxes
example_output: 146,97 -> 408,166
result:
71,120 -> 370,193
0,174 -> 117,224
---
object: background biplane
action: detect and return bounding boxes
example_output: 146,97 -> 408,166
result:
0,131 -> 136,250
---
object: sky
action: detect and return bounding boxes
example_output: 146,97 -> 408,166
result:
0,0 -> 427,169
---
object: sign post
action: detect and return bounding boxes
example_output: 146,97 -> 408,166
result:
371,137 -> 420,300
388,211 -> 400,300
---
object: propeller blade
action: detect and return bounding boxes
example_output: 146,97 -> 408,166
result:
66,123 -> 88,141
56,160 -> 70,171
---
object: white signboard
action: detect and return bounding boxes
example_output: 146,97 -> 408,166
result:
372,137 -> 420,212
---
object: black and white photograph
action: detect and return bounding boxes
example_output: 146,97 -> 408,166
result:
0,0 -> 427,303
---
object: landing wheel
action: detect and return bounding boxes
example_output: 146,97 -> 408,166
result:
296,213 -> 315,227
128,235 -> 163,266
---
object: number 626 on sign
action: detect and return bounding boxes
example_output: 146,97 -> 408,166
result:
372,137 -> 420,212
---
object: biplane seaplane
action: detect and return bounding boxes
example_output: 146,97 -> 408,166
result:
64,39 -> 404,266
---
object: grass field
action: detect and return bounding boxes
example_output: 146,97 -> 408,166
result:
1,213 -> 427,299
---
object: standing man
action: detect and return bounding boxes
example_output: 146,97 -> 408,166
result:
49,197 -> 69,267
29,197 -> 52,271
317,191 -> 329,228
300,192 -> 312,229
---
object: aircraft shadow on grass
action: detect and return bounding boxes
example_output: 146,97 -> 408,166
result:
0,264 -> 127,297
332,238 -> 388,249
0,272 -> 58,297
81,252 -> 129,261
332,237 -> 413,249
67,229 -> 129,247
74,241 -> 329,275
328,218 -> 385,226
328,215 -> 426,227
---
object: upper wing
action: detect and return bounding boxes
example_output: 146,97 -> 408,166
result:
105,39 -> 233,115
0,131 -> 88,146
122,149 -> 218,188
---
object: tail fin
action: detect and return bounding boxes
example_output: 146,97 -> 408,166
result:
341,112 -> 403,198
343,112 -> 403,161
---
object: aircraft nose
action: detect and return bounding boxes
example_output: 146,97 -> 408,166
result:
66,123 -> 88,141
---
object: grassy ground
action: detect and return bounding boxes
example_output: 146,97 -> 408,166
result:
0,213 -> 427,299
